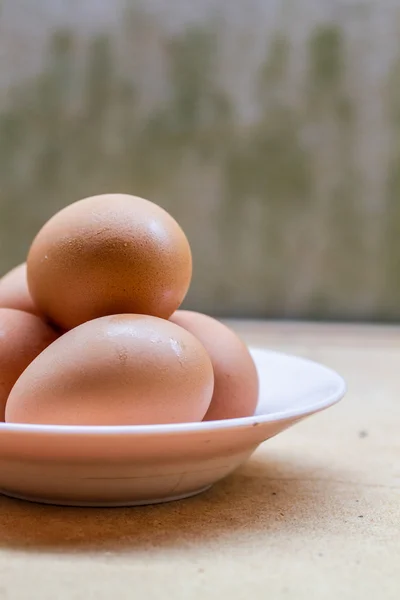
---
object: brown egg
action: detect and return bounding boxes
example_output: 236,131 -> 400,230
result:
27,194 -> 192,330
0,263 -> 39,315
6,314 -> 214,426
170,311 -> 259,421
0,308 -> 59,420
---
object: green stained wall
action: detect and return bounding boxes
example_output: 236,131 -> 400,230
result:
0,2 -> 398,319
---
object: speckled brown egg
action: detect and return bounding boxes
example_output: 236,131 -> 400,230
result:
27,194 -> 192,331
170,311 -> 259,421
0,263 -> 39,315
0,308 -> 59,420
5,314 -> 214,426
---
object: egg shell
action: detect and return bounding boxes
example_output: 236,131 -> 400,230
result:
0,308 -> 59,420
0,263 -> 39,315
5,314 -> 214,426
27,194 -> 192,331
170,311 -> 259,421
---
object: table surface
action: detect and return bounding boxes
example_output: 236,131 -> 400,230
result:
0,321 -> 399,599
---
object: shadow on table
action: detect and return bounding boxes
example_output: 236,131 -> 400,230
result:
0,454 -> 348,552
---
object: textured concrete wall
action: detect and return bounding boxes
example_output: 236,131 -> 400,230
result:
0,0 -> 399,319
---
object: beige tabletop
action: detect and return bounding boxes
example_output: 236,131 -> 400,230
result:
0,321 -> 399,599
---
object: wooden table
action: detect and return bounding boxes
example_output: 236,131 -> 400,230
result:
0,321 -> 399,599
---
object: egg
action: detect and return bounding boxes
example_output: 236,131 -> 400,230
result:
5,314 -> 214,426
27,194 -> 193,330
170,311 -> 259,421
0,263 -> 39,315
0,308 -> 59,420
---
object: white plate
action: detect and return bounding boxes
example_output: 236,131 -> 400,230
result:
0,348 -> 346,507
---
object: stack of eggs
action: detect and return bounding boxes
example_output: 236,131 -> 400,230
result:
0,194 -> 258,426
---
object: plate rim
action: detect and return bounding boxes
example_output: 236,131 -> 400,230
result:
0,347 -> 346,437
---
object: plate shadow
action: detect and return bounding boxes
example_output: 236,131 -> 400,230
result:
0,454 -> 350,553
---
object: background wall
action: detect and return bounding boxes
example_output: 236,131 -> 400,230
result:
0,0 -> 399,320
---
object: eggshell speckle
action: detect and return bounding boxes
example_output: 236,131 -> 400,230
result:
170,311 -> 259,421
0,263 -> 39,315
27,194 -> 193,330
0,308 -> 59,420
5,314 -> 214,426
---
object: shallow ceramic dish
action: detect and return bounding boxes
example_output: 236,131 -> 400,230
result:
0,348 -> 346,507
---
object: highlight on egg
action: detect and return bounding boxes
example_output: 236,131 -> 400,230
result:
170,310 -> 259,421
0,308 -> 59,420
5,314 -> 214,427
27,193 -> 193,331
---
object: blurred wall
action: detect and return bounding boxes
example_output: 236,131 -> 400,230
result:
0,0 -> 399,320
